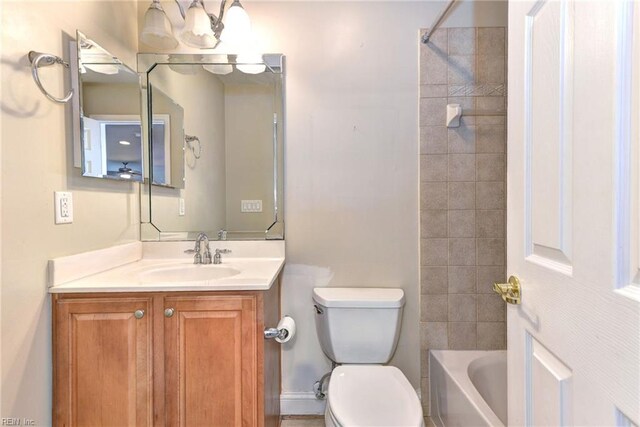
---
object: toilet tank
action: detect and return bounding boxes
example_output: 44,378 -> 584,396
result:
312,288 -> 405,364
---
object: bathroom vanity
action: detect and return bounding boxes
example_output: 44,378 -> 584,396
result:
49,242 -> 284,427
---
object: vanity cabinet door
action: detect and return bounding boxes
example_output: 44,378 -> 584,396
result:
53,296 -> 153,427
163,294 -> 258,427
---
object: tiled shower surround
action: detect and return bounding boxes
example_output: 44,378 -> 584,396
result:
419,27 -> 507,414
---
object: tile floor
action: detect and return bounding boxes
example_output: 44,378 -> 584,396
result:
280,416 -> 436,427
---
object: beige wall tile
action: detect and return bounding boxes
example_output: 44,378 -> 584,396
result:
421,182 -> 448,210
421,84 -> 448,98
476,209 -> 504,237
478,27 -> 506,56
422,28 -> 448,52
421,238 -> 449,266
449,322 -> 477,350
477,124 -> 506,153
477,266 -> 506,293
477,238 -> 505,265
476,181 -> 505,209
477,96 -> 506,112
421,154 -> 448,182
477,322 -> 506,350
448,125 -> 476,154
449,209 -> 475,238
448,266 -> 476,293
448,294 -> 477,322
448,154 -> 476,181
421,210 -> 448,238
421,126 -> 448,154
420,97 -> 447,126
422,294 -> 448,321
448,28 -> 476,55
477,294 -> 506,322
421,377 -> 431,416
478,55 -> 505,84
421,321 -> 448,349
448,55 -> 476,84
419,27 -> 507,379
448,182 -> 475,209
476,153 -> 505,181
421,266 -> 448,294
449,238 -> 476,265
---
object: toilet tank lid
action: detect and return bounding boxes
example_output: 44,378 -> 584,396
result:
313,288 -> 405,308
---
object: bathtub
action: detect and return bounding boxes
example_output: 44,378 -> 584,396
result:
430,350 -> 507,427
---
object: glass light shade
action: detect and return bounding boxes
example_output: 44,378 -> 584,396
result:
168,55 -> 201,75
203,63 -> 233,75
236,53 -> 265,74
220,2 -> 251,46
141,4 -> 178,50
181,1 -> 216,48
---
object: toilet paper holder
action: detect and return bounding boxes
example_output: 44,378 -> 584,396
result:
264,327 -> 289,341
264,315 -> 295,342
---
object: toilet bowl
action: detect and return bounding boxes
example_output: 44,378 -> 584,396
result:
313,287 -> 424,427
324,365 -> 424,427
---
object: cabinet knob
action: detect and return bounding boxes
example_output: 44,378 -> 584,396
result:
134,309 -> 145,319
164,308 -> 175,318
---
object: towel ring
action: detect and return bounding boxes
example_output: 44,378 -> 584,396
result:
28,51 -> 74,104
185,135 -> 202,159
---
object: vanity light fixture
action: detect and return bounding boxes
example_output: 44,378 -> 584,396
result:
141,0 -> 255,50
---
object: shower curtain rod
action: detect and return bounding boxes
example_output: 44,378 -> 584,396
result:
422,0 -> 457,44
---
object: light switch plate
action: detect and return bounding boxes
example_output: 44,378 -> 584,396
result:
54,191 -> 73,224
241,200 -> 262,213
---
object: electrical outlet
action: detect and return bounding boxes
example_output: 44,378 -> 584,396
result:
179,198 -> 185,216
241,200 -> 262,213
54,191 -> 73,224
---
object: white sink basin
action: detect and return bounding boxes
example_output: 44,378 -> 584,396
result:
139,264 -> 241,283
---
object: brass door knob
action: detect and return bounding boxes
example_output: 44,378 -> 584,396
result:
493,276 -> 521,305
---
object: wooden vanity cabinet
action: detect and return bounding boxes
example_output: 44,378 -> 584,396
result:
53,286 -> 281,427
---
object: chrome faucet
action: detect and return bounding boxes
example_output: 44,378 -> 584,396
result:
213,248 -> 232,264
190,232 -> 212,264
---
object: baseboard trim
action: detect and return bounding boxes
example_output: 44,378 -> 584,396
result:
280,392 -> 326,415
280,387 -> 421,416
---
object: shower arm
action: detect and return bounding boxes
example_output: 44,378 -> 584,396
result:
422,0 -> 457,44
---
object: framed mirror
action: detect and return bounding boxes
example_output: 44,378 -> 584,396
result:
71,31 -> 147,181
138,53 -> 285,241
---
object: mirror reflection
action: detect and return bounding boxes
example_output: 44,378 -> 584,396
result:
139,54 -> 284,241
75,31 -> 144,182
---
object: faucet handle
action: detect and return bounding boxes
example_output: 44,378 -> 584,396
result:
184,249 -> 196,254
215,248 -> 232,254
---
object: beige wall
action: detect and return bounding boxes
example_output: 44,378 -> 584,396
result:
0,1 -> 140,424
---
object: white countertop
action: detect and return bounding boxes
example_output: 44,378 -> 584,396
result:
48,241 -> 285,293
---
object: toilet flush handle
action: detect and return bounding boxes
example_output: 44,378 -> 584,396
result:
313,304 -> 324,314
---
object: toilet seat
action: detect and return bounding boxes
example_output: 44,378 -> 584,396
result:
327,365 -> 423,427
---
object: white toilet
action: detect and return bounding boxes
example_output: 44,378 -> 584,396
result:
313,287 -> 424,427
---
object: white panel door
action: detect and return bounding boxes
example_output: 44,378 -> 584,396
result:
508,1 -> 640,426
82,117 -> 104,178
